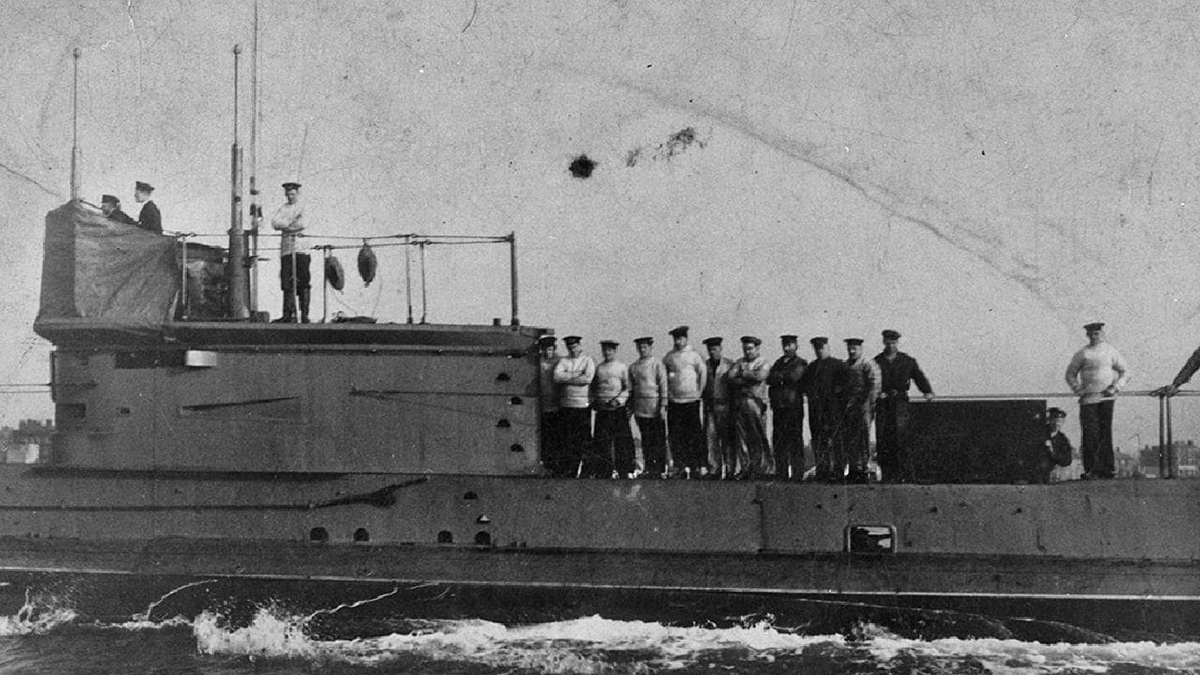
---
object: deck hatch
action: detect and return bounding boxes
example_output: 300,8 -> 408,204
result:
845,525 -> 896,554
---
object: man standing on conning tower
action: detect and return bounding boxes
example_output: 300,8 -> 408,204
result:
271,182 -> 309,323
1064,322 -> 1129,480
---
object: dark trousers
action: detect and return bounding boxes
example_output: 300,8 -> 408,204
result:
636,416 -> 668,476
837,399 -> 872,480
704,402 -> 737,477
808,398 -> 836,479
732,397 -> 771,478
278,253 -> 312,321
540,411 -> 563,474
772,407 -> 805,479
1080,400 -> 1115,477
589,407 -> 635,477
557,407 -> 592,477
875,397 -> 911,483
279,253 -> 312,291
667,401 -> 705,471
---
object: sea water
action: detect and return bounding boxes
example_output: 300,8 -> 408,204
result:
0,592 -> 1195,675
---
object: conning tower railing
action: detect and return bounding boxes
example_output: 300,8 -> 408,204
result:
172,230 -> 519,325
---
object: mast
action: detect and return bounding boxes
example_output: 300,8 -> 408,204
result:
69,47 -> 81,201
247,0 -> 261,313
228,44 -> 249,319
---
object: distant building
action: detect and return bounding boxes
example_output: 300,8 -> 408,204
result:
1,419 -> 53,464
1138,440 -> 1199,478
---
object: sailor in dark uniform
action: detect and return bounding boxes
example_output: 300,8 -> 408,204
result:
1041,407 -> 1074,483
537,336 -> 563,476
801,337 -> 842,481
767,334 -> 807,480
873,329 -> 934,483
99,194 -> 137,226
133,181 -> 162,234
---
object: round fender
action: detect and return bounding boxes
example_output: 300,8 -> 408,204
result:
358,242 -> 378,287
324,255 -> 345,291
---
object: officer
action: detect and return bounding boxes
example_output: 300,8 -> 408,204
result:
840,337 -> 880,483
590,340 -> 634,478
873,329 -> 935,483
801,337 -> 842,481
701,337 -> 736,479
629,336 -> 669,478
767,335 -> 807,480
133,181 -> 162,233
726,335 -> 771,479
99,194 -> 137,226
1041,407 -> 1074,483
553,335 -> 596,477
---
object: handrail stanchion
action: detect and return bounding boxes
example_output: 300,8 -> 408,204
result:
179,235 -> 189,321
419,240 -> 428,324
1166,395 -> 1175,479
509,232 -> 519,327
1158,393 -> 1166,478
321,245 -> 328,324
404,234 -> 414,324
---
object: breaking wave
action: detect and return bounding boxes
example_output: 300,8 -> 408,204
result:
0,592 -> 1197,673
0,590 -> 77,636
185,608 -> 1200,673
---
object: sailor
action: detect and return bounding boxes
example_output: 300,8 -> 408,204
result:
873,329 -> 935,483
801,337 -> 842,481
701,337 -> 737,479
663,325 -> 708,478
839,338 -> 881,483
767,334 -> 807,480
99,194 -> 137,226
1157,345 -> 1200,396
271,182 -> 310,323
726,335 -> 771,479
537,336 -> 564,476
629,336 -> 669,478
589,340 -> 634,478
1041,407 -> 1074,483
1064,322 -> 1129,480
133,181 -> 162,234
552,335 -> 596,478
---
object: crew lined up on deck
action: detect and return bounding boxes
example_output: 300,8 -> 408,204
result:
538,326 -> 937,483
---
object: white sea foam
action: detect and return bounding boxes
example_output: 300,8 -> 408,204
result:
0,591 -> 77,636
191,610 -> 842,671
866,634 -> 1200,673
184,609 -> 1200,673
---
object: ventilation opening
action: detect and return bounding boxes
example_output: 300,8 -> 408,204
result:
353,528 -> 370,543
463,491 -> 478,500
510,443 -> 524,453
845,525 -> 895,554
509,396 -> 523,405
437,530 -> 453,544
309,527 -> 329,543
496,418 -> 511,428
495,372 -> 511,382
474,531 -> 492,546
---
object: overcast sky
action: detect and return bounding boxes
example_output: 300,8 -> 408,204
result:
3,1 -> 1200,446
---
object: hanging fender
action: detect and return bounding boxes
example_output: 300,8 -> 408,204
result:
358,241 -> 377,287
324,255 -> 345,291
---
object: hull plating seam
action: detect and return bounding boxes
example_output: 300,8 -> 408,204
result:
0,566 -> 1195,602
